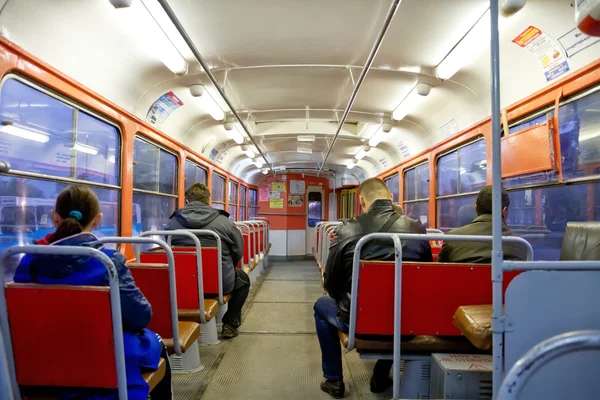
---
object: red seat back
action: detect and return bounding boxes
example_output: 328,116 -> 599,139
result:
355,262 -> 521,336
243,233 -> 250,265
128,265 -> 173,338
258,227 -> 264,253
6,283 -> 117,388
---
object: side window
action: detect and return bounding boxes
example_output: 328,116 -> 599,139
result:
184,160 -> 208,190
240,185 -> 247,221
0,77 -> 121,258
212,173 -> 226,210
248,189 -> 258,218
403,162 -> 430,226
436,138 -> 486,231
384,174 -> 399,202
132,137 -> 178,241
228,180 -> 238,221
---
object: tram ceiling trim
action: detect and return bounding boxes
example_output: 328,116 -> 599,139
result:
317,0 -> 402,177
156,0 -> 274,174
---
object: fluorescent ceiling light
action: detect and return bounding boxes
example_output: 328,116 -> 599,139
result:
230,126 -> 244,144
355,148 -> 366,160
73,142 -> 99,155
392,85 -> 428,121
298,135 -> 315,142
298,147 -> 313,154
369,127 -> 387,147
0,123 -> 49,143
110,0 -> 188,75
436,9 -> 510,80
261,168 -> 268,174
253,158 -> 264,168
347,161 -> 356,170
190,85 -> 225,121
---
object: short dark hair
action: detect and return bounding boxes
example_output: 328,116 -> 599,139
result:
358,177 -> 390,202
476,185 -> 510,215
185,183 -> 210,204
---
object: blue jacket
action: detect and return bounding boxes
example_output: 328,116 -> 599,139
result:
14,233 -> 161,400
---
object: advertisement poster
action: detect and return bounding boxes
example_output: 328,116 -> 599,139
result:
270,198 -> 283,209
268,191 -> 280,199
290,180 -> 306,194
145,91 -> 184,129
272,182 -> 286,192
288,194 -> 304,207
559,27 -> 600,58
259,187 -> 269,202
512,26 -> 569,82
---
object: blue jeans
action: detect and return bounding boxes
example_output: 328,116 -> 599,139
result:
314,295 -> 348,381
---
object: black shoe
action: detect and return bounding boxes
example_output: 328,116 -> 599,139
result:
370,375 -> 393,393
221,323 -> 239,339
320,379 -> 345,399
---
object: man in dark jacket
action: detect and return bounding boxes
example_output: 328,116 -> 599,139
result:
437,185 -> 527,263
315,178 -> 432,399
165,183 -> 250,338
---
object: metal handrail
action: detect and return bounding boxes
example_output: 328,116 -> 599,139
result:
347,232 -> 534,399
235,222 -> 254,267
245,221 -> 262,262
322,224 -> 340,268
251,220 -> 268,256
426,228 -> 444,235
139,230 -> 207,324
0,245 -> 127,400
318,222 -> 340,266
498,330 -> 600,399
98,237 -> 181,356
250,218 -> 270,251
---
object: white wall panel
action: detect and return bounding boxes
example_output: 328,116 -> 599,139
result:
287,230 -> 305,256
269,230 -> 287,256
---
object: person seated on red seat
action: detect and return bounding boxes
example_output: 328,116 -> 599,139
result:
437,185 -> 527,263
165,183 -> 250,339
315,178 -> 433,398
14,185 -> 172,400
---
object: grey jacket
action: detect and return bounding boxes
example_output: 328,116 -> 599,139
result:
437,214 -> 527,263
165,202 -> 243,294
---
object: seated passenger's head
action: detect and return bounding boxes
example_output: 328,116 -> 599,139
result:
475,185 -> 510,221
185,183 -> 211,205
51,185 -> 102,243
358,178 -> 393,213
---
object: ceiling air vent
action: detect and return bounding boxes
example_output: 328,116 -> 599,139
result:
298,135 -> 315,142
297,147 -> 313,154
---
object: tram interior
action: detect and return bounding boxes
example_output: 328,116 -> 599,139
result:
1,0 -> 600,399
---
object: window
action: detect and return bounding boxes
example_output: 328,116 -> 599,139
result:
404,163 -> 430,226
240,185 -> 247,221
133,137 -> 178,241
436,138 -> 487,231
212,172 -> 226,211
184,160 -> 207,190
0,77 -> 121,257
248,188 -> 258,218
228,180 -> 238,221
384,174 -> 399,202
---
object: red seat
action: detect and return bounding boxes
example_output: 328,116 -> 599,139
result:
6,282 -> 118,389
354,262 -> 521,337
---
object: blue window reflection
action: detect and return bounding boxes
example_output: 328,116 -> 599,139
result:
384,174 -> 399,202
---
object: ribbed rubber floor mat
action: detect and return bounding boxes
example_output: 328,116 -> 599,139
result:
240,302 -> 316,334
173,341 -> 226,399
200,334 -> 360,399
265,264 -> 321,281
254,280 -> 323,303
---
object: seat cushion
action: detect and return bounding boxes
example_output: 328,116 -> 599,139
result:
143,357 -> 166,393
178,299 -> 220,322
453,305 -> 494,351
164,321 -> 201,354
338,331 -> 480,354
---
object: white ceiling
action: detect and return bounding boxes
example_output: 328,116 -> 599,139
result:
1,0 -> 599,184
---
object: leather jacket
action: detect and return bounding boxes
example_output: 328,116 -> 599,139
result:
323,199 -> 433,322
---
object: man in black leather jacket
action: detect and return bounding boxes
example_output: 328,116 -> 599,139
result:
315,178 -> 432,399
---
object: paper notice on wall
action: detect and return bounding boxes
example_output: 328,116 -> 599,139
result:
268,191 -> 280,199
145,91 -> 184,129
397,140 -> 411,159
270,198 -> 283,208
290,180 -> 305,194
559,27 -> 600,58
259,187 -> 269,202
440,119 -> 460,138
288,194 -> 304,207
512,26 -> 569,82
272,182 -> 286,192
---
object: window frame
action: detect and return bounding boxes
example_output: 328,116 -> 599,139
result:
435,136 -> 486,199
211,172 -> 227,208
248,188 -> 258,219
228,180 -> 238,220
184,159 -> 208,190
239,184 -> 247,221
383,173 -> 399,202
0,74 -> 124,234
132,135 -> 179,198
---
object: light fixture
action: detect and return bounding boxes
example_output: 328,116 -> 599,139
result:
261,168 -> 268,174
436,9 -> 511,80
0,122 -> 49,143
298,135 -> 315,142
241,144 -> 255,158
347,161 -> 356,170
297,147 -> 313,154
109,0 -> 188,75
355,148 -> 367,160
253,158 -> 263,168
392,83 -> 431,121
73,142 -> 99,155
190,85 -> 225,121
369,124 -> 392,147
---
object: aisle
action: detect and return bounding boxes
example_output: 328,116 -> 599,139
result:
175,260 -> 393,399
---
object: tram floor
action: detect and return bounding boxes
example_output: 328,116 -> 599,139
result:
173,260 -> 394,400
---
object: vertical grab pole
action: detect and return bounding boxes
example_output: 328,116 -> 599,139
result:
392,234 -> 403,400
489,0 -> 504,396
